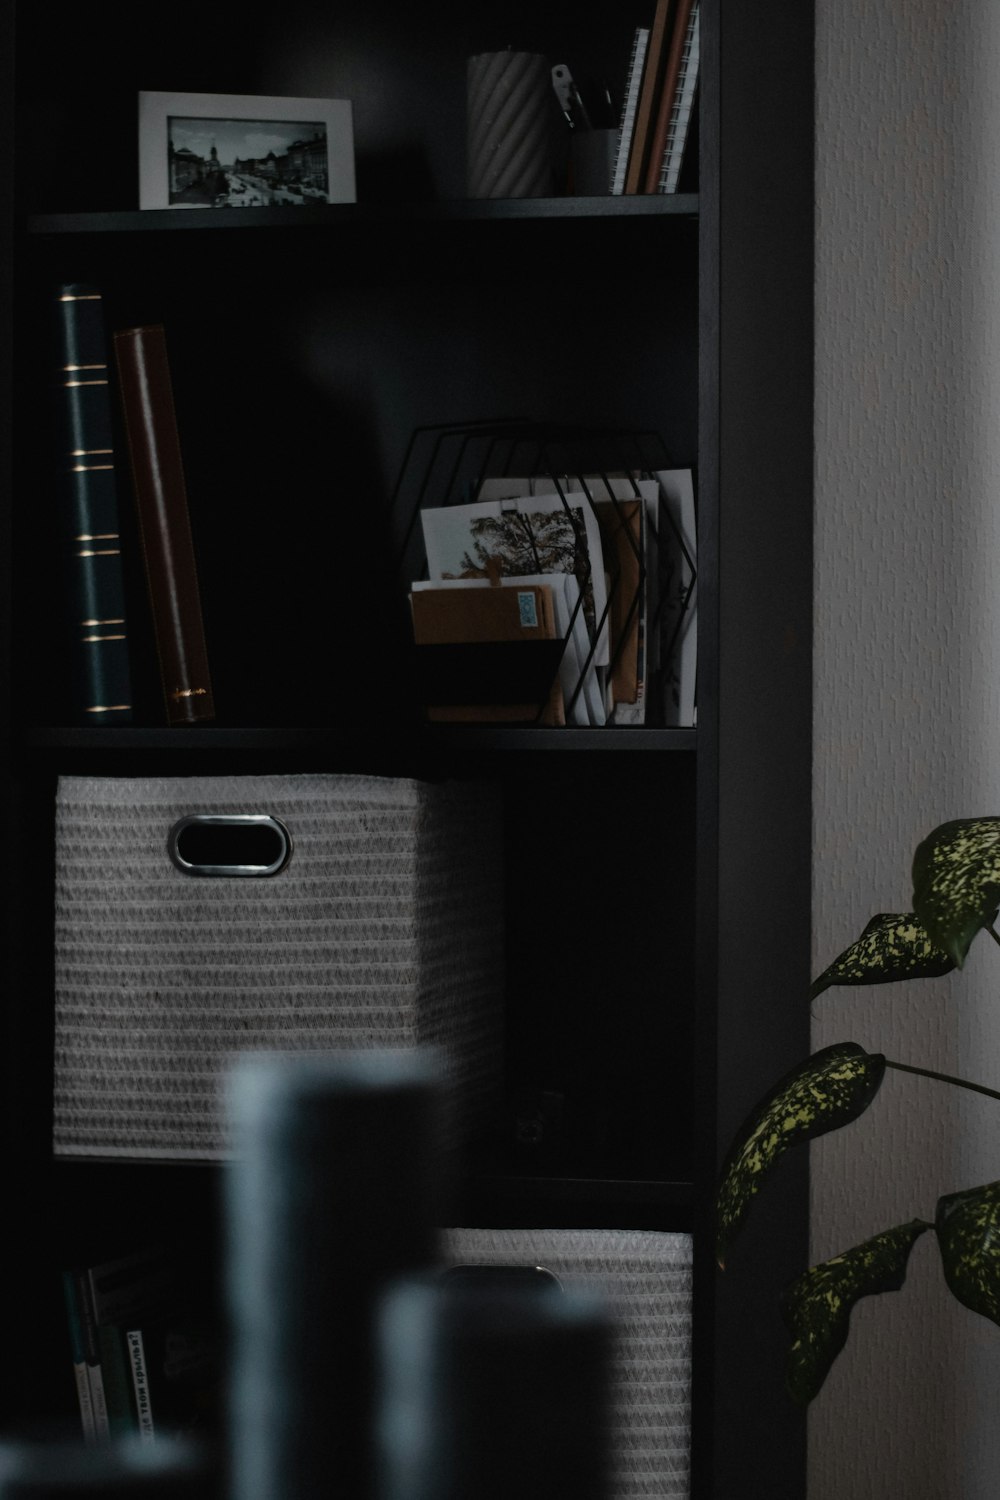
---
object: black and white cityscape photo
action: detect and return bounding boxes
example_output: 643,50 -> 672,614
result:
167,116 -> 330,206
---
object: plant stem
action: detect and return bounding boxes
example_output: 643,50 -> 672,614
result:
886,1058 -> 1000,1104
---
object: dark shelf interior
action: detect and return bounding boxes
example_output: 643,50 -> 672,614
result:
15,208 -> 698,736
21,725 -> 698,754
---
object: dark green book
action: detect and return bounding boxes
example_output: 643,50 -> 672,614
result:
61,1269 -> 96,1443
88,1247 -> 222,1442
53,284 -> 134,723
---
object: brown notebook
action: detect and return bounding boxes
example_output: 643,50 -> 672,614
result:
624,0 -> 676,194
642,0 -> 696,193
411,582 -> 565,724
113,324 -> 215,726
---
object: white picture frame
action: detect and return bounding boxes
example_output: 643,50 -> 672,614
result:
138,90 -> 356,210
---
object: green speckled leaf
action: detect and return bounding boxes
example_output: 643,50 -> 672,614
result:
911,817 -> 1000,968
780,1219 -> 932,1403
936,1179 -> 1000,1325
716,1043 -> 886,1268
810,913 -> 955,1000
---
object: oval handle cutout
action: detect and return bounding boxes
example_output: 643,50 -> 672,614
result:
167,814 -> 292,876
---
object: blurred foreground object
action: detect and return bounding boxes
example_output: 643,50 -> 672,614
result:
377,1273 -> 612,1500
225,1049 -> 447,1500
0,1435 -> 212,1500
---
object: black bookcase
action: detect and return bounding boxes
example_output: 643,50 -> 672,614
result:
0,2 -> 813,1494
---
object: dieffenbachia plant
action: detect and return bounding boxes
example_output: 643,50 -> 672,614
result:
716,816 -> 1000,1402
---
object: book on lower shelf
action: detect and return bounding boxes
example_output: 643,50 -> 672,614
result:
62,1246 -> 222,1446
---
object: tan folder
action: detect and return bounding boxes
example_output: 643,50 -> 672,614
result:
410,583 -> 565,724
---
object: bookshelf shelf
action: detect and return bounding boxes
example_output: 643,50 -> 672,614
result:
20,725 -> 699,755
27,195 -> 699,238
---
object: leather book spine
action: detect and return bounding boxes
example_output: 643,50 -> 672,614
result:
112,323 -> 215,725
54,285 -> 134,723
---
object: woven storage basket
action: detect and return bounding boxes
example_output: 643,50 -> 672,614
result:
53,773 -> 504,1161
441,1227 -> 692,1500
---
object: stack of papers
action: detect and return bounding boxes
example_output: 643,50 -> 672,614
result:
409,470 -> 696,728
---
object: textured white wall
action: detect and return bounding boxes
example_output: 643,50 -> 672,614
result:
813,2 -> 1000,1495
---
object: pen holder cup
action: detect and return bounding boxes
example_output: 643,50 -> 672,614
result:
571,128 -> 619,196
466,51 -> 553,199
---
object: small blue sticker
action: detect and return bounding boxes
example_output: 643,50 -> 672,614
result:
517,591 -> 539,628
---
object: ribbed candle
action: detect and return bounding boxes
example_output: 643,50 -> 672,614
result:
225,1050 -> 448,1500
466,51 -> 552,199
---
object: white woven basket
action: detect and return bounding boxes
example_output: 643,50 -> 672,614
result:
53,773 -> 504,1160
441,1227 -> 693,1499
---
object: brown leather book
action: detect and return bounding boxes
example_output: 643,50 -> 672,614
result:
113,324 -> 215,725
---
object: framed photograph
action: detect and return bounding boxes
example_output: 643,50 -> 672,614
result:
138,91 -> 356,210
